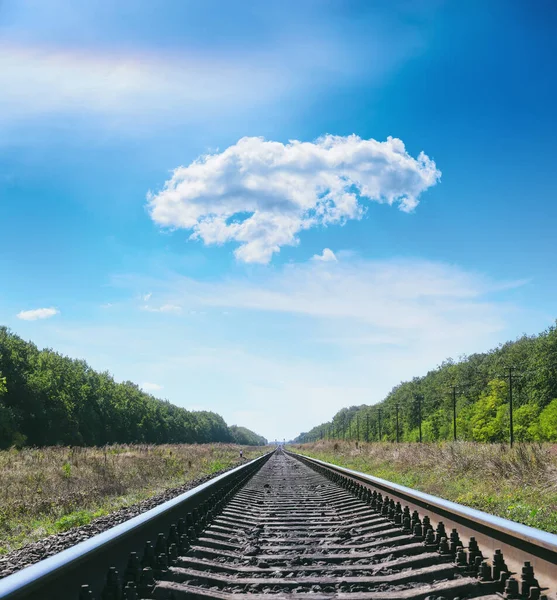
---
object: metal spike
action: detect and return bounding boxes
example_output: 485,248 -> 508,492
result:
141,541 -> 156,570
479,560 -> 491,581
504,576 -> 519,599
79,585 -> 94,600
101,567 -> 121,600
124,552 -> 141,584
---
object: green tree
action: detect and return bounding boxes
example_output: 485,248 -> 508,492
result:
469,380 -> 508,442
514,403 -> 541,442
0,371 -> 16,447
538,399 -> 557,441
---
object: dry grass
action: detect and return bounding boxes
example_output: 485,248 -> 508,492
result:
290,441 -> 557,533
0,443 -> 266,553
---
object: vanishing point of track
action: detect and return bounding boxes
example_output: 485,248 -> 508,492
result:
1,448 -> 556,600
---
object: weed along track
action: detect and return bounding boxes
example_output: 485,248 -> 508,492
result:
1,449 -> 556,600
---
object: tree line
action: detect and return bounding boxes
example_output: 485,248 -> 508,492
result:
228,425 -> 267,446
0,327 -> 267,448
295,321 -> 557,444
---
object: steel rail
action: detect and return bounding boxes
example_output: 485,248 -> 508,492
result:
0,451 -> 273,600
288,450 -> 557,598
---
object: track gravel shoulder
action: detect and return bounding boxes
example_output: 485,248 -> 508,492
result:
0,463 -> 245,580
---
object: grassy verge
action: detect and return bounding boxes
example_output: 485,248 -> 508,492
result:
288,440 -> 557,534
0,443 -> 266,554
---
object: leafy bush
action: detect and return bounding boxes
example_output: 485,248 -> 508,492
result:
55,510 -> 92,531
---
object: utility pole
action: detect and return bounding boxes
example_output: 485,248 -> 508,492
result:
418,396 -> 422,443
452,386 -> 457,442
356,414 -> 360,441
509,367 -> 514,448
415,395 -> 423,443
395,404 -> 399,443
366,413 -> 369,443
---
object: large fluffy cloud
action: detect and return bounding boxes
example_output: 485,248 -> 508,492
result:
148,135 -> 441,263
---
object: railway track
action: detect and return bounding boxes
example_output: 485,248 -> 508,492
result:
0,448 -> 556,600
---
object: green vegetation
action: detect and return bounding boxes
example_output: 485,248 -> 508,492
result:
0,327 -> 266,448
290,440 -> 557,533
295,322 -> 557,443
0,443 -> 265,554
229,425 -> 267,446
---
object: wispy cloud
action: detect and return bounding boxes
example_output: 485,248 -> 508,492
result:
0,44 -> 288,122
123,255 -> 525,352
148,135 -> 440,263
0,26 -> 404,127
17,307 -> 60,321
141,303 -> 182,314
0,4 -> 426,131
38,255 -> 531,439
125,256 -> 526,436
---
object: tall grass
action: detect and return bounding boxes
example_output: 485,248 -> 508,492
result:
0,443 -> 265,553
290,441 -> 557,533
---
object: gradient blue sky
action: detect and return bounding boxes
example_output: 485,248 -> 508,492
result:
1,1 -> 556,440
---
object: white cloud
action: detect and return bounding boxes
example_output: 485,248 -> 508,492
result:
150,257 -> 515,338
141,382 -> 163,393
0,11 -> 425,128
143,293 -> 152,302
148,135 -> 440,263
118,255 -> 527,438
0,44 -> 288,123
313,248 -> 337,262
17,307 -> 59,321
35,253 -> 537,440
142,303 -> 182,314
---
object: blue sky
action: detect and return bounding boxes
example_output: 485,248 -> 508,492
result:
1,1 -> 556,440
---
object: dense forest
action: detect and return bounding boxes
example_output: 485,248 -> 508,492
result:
0,327 -> 267,449
295,322 -> 557,444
